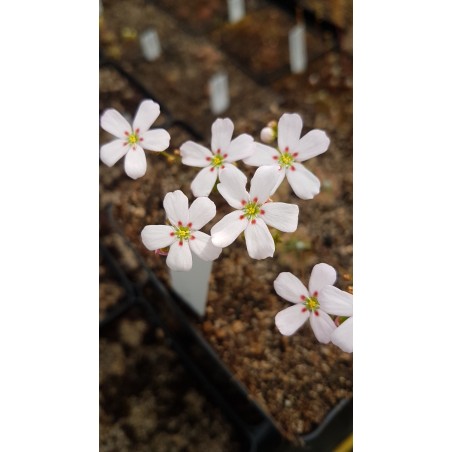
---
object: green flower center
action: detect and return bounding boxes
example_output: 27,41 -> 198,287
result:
243,201 -> 261,219
211,154 -> 224,168
127,132 -> 139,145
278,152 -> 294,168
304,296 -> 319,312
175,226 -> 191,240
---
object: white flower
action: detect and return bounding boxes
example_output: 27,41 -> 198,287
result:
274,263 -> 346,344
100,100 -> 170,179
141,190 -> 222,271
211,166 -> 299,260
318,285 -> 353,353
243,113 -> 330,200
180,118 -> 254,197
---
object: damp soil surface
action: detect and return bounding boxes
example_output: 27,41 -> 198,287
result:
100,0 -> 352,447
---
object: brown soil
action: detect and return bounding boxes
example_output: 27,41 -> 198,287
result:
209,7 -> 337,83
100,0 -> 352,447
100,305 -> 242,451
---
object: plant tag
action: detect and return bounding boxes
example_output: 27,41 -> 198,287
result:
227,0 -> 245,23
209,72 -> 229,114
170,254 -> 212,317
289,24 -> 308,74
140,28 -> 161,61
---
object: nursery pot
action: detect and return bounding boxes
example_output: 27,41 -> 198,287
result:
100,206 -> 352,452
100,55 -> 352,451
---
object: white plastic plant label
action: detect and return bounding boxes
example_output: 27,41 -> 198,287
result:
140,28 -> 161,61
209,72 -> 229,115
170,254 -> 213,317
289,24 -> 308,74
227,0 -> 245,24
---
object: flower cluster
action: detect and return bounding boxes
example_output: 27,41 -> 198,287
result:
100,101 -> 352,353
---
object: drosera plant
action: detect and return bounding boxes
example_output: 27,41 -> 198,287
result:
210,165 -> 299,259
274,264 -> 353,351
99,101 -> 352,354
180,117 -> 254,197
244,113 -> 330,199
100,99 -> 170,179
141,190 -> 222,271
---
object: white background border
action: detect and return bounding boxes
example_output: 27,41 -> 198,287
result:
1,0 -> 452,450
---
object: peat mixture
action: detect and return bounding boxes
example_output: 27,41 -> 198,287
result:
100,0 -> 352,449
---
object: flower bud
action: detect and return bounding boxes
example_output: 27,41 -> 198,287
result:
260,127 -> 275,144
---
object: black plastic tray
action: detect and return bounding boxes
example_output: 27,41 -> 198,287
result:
100,204 -> 352,452
99,59 -> 352,452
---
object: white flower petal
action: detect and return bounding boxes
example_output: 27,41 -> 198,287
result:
296,130 -> 330,162
100,139 -> 129,167
189,231 -> 222,261
141,225 -> 176,250
286,162 -> 321,200
261,202 -> 299,232
167,240 -> 192,271
188,197 -> 216,230
180,141 -> 212,167
211,118 -> 234,152
275,304 -> 310,336
274,272 -> 309,303
211,210 -> 248,248
269,166 -> 286,196
141,129 -> 170,152
278,113 -> 303,152
225,134 -> 254,162
249,165 -> 281,204
331,317 -> 353,353
191,166 -> 218,197
163,190 -> 189,226
244,218 -> 275,259
309,263 -> 337,296
100,109 -> 132,138
243,143 -> 279,166
220,163 -> 248,184
124,145 -> 146,179
217,167 -> 249,209
318,286 -> 353,317
309,309 -> 336,344
132,99 -> 160,133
